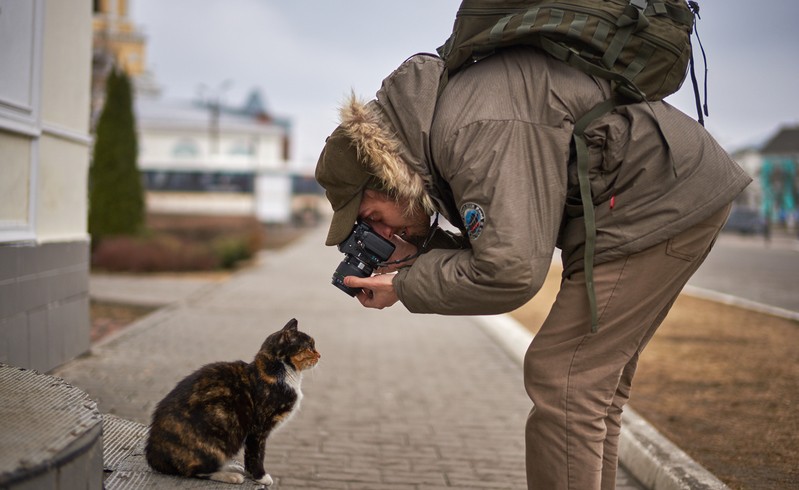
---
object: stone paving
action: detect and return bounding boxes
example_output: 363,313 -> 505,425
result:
54,226 -> 644,489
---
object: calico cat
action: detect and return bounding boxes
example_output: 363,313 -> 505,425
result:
144,318 -> 320,485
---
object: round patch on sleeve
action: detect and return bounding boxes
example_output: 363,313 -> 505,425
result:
460,202 -> 486,240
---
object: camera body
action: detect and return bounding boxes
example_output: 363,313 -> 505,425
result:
332,221 -> 395,296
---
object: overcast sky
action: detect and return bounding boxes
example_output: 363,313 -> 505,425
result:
129,0 -> 799,170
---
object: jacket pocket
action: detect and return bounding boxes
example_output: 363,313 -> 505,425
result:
665,223 -> 718,262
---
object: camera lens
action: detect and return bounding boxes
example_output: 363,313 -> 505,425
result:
331,220 -> 395,297
331,256 -> 371,296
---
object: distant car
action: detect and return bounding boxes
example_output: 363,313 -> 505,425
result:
723,207 -> 766,235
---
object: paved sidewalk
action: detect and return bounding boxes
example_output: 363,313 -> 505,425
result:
55,225 -> 646,489
89,272 -> 227,307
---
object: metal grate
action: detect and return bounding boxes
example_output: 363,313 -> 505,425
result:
0,364 -> 102,485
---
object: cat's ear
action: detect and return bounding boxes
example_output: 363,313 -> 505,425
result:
282,318 -> 298,332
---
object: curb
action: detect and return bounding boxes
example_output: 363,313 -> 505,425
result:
472,314 -> 730,490
683,285 -> 799,322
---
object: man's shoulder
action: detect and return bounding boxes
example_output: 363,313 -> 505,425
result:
383,53 -> 445,90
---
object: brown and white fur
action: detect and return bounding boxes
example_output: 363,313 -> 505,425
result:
144,318 -> 320,485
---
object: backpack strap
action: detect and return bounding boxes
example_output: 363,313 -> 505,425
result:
571,96 -> 619,333
687,1 -> 709,126
602,0 -> 650,70
539,36 -> 647,101
644,2 -> 695,26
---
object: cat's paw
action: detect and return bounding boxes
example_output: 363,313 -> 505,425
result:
255,473 -> 273,486
205,471 -> 245,484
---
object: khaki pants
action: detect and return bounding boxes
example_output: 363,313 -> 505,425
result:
524,204 -> 731,490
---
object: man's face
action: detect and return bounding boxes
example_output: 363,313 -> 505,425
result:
357,190 -> 430,241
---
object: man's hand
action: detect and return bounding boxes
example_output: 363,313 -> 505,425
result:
344,273 -> 399,309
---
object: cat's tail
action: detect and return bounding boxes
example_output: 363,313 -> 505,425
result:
144,430 -> 223,477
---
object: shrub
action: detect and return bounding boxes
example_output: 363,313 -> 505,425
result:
88,68 -> 145,242
212,237 -> 252,269
91,234 -> 219,272
91,215 -> 264,272
148,214 -> 263,265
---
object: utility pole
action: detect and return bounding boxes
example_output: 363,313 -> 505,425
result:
198,80 -> 232,155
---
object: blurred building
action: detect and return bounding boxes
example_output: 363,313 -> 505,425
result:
759,126 -> 798,227
136,89 -> 297,223
729,146 -> 763,209
723,125 -> 799,236
92,0 -> 159,126
0,1 -> 93,371
91,0 -> 321,225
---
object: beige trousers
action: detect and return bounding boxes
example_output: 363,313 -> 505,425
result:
524,204 -> 731,490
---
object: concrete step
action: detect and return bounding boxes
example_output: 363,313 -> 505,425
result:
0,364 -> 103,489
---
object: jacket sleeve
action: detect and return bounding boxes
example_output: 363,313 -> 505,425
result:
393,120 -> 571,315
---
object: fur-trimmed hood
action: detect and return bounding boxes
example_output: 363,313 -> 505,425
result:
337,54 -> 445,214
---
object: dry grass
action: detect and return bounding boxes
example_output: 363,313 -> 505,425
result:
510,265 -> 799,490
90,301 -> 157,343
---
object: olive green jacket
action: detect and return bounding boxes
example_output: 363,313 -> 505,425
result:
347,47 -> 750,315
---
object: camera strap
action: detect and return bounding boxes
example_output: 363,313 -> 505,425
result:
377,213 -> 440,267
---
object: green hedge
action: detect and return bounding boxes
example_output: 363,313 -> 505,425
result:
89,68 -> 145,242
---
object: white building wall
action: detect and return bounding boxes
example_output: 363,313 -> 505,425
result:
136,107 -> 289,219
41,0 -> 92,139
0,0 -> 43,243
146,192 -> 255,216
139,125 -> 284,169
0,0 -> 92,372
37,137 -> 90,241
254,134 -> 284,170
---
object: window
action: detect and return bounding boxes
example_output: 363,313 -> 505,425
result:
229,139 -> 255,156
141,171 -> 255,193
172,138 -> 200,158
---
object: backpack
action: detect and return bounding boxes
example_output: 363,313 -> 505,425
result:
437,0 -> 698,104
435,0 -> 704,332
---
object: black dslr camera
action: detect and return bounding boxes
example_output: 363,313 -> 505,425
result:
332,221 -> 395,296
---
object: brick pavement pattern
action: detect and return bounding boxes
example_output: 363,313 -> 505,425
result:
55,226 -> 643,489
